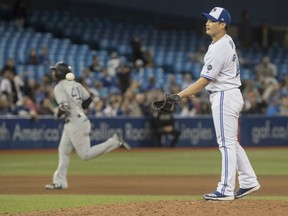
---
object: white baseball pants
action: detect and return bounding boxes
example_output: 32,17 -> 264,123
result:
210,88 -> 259,196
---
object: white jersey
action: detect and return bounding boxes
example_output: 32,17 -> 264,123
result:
200,34 -> 241,92
54,80 -> 90,119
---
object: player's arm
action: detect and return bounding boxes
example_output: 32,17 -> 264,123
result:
55,102 -> 69,118
82,97 -> 92,109
79,83 -> 93,114
53,85 -> 70,118
177,77 -> 210,98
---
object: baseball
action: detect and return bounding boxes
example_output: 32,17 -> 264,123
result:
65,73 -> 75,81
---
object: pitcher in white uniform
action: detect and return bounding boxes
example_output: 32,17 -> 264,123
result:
45,62 -> 131,190
176,7 -> 260,200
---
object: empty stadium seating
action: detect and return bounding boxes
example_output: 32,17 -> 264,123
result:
0,9 -> 287,85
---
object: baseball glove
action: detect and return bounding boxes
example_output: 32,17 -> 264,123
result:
152,94 -> 180,113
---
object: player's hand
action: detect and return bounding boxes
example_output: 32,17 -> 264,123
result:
54,108 -> 65,119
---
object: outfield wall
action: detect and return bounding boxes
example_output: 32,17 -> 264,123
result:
0,116 -> 287,149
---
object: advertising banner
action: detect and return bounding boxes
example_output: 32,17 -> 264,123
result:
0,116 -> 287,149
240,116 -> 288,146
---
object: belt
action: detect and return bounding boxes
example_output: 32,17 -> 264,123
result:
208,88 -> 239,94
65,114 -> 83,123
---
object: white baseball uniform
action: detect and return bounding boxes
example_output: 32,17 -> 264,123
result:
52,79 -> 120,188
200,34 -> 259,196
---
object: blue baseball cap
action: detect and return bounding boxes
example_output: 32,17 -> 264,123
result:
202,7 -> 231,25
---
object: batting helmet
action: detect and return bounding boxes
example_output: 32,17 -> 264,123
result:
50,61 -> 72,80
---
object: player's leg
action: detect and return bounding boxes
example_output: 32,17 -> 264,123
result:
203,92 -> 236,200
47,126 -> 73,189
210,90 -> 242,196
233,90 -> 259,190
236,144 -> 259,189
235,91 -> 260,197
218,89 -> 260,199
76,134 -> 121,160
70,121 -> 122,161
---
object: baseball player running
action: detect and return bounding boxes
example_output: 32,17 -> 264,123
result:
45,62 -> 131,190
176,7 -> 260,200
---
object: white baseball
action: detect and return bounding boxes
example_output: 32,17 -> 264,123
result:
65,73 -> 75,81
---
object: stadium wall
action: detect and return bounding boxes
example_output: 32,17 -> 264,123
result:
0,116 -> 287,149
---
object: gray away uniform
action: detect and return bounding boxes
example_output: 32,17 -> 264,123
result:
52,79 -> 120,188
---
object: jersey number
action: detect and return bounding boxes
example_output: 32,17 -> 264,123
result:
71,87 -> 81,101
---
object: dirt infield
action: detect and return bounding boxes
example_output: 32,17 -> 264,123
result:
1,175 -> 288,216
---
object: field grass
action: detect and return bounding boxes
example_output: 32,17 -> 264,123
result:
0,195 -> 197,213
0,148 -> 287,214
1,148 -> 288,176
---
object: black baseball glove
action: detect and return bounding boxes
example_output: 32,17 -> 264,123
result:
152,94 -> 181,113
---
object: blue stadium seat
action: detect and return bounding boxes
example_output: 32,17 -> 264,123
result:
1,10 -> 288,96
241,68 -> 255,80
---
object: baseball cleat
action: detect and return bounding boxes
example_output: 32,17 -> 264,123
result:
115,132 -> 131,150
235,185 -> 260,199
45,183 -> 66,190
203,191 -> 234,201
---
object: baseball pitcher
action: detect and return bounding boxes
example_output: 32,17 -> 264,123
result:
153,7 -> 260,201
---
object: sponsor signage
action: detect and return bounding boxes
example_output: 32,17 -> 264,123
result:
0,116 -> 287,149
